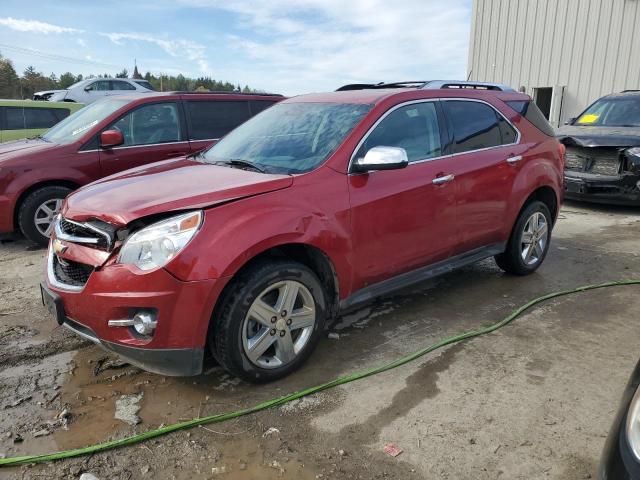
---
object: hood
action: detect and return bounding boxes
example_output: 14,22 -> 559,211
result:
557,125 -> 640,148
62,158 -> 293,226
34,89 -> 66,95
0,139 -> 60,164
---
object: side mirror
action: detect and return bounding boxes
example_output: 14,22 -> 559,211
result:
100,130 -> 124,148
352,146 -> 409,173
84,86 -> 92,92
564,117 -> 577,125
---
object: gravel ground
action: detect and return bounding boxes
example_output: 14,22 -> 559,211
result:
0,200 -> 639,479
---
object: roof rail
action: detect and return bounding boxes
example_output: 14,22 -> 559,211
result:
168,91 -> 284,97
335,80 -> 515,92
336,81 -> 428,91
421,80 -> 516,92
621,89 -> 640,93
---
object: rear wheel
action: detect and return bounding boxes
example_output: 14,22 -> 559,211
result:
495,200 -> 552,275
18,186 -> 71,247
211,260 -> 327,382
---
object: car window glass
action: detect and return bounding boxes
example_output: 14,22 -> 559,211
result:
87,80 -> 110,92
111,81 -> 136,91
497,115 -> 518,144
356,102 -> 442,162
186,101 -> 251,140
444,101 -> 503,153
5,107 -> 25,130
108,102 -> 181,146
249,100 -> 277,116
24,107 -> 66,129
506,100 -> 555,136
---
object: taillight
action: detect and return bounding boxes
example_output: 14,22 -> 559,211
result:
558,142 -> 566,168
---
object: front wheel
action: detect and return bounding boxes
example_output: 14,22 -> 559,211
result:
18,186 -> 71,247
495,201 -> 552,275
210,260 -> 327,382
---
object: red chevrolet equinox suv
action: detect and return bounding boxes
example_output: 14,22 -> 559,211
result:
0,92 -> 282,245
41,81 -> 565,382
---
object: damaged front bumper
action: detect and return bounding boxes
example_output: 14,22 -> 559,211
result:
564,171 -> 640,205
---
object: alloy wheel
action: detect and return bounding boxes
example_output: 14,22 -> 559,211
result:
520,211 -> 548,266
242,280 -> 316,369
33,199 -> 62,238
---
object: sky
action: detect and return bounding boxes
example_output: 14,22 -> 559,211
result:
0,0 -> 472,96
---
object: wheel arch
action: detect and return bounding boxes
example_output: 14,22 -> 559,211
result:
13,180 -> 80,230
214,242 -> 340,321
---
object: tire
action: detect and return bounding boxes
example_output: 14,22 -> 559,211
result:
211,259 -> 327,383
494,200 -> 552,275
18,186 -> 71,247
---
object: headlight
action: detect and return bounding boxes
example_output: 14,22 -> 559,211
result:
627,385 -> 640,461
118,211 -> 202,271
626,147 -> 640,157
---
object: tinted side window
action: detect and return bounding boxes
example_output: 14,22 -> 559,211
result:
111,81 -> 136,91
506,100 -> 555,136
87,81 -> 110,92
5,107 -> 25,130
108,102 -> 181,146
24,107 -> 66,129
356,102 -> 442,162
186,101 -> 251,140
249,100 -> 277,116
443,101 -> 503,153
497,116 -> 518,144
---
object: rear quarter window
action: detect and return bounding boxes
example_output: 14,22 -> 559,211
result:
186,100 -> 251,140
506,100 -> 555,136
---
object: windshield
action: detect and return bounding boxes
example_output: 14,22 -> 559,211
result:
575,97 -> 640,127
201,102 -> 372,174
42,98 -> 130,144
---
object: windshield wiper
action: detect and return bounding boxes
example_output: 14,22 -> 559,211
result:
223,159 -> 266,173
27,134 -> 50,142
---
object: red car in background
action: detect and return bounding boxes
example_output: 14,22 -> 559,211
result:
0,92 -> 283,245
42,81 -> 565,382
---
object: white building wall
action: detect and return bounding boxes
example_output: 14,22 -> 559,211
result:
468,0 -> 640,125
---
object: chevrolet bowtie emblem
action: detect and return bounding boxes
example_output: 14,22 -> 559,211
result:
52,239 -> 68,255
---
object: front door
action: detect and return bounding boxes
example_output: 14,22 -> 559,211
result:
98,101 -> 190,177
348,100 -> 458,292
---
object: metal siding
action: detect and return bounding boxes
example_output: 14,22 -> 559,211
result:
468,0 -> 640,124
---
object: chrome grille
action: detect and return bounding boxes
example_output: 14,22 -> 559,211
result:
564,147 -> 620,175
56,216 -> 113,250
52,255 -> 93,287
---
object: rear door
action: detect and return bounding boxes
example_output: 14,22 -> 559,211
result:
348,100 -> 458,290
184,100 -> 253,153
109,80 -> 137,97
441,99 -> 524,254
98,101 -> 190,176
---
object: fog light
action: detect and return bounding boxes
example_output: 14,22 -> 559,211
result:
133,311 -> 157,335
636,180 -> 640,190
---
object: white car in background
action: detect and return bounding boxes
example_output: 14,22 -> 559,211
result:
34,78 -> 155,104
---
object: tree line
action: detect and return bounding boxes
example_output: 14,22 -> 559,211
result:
0,52 -> 255,100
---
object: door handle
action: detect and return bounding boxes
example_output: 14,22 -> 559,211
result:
432,174 -> 455,185
506,155 -> 523,164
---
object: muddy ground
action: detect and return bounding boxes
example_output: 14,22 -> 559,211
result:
1,201 -> 639,480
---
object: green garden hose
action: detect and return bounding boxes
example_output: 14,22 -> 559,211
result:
2,279 -> 639,468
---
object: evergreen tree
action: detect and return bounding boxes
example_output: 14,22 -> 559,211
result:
0,52 -> 20,98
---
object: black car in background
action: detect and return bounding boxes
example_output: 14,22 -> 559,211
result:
557,91 -> 640,205
599,359 -> 640,479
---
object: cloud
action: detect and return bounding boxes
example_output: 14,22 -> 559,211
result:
101,32 -> 210,74
77,38 -> 87,48
178,0 -> 471,94
0,17 -> 82,34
